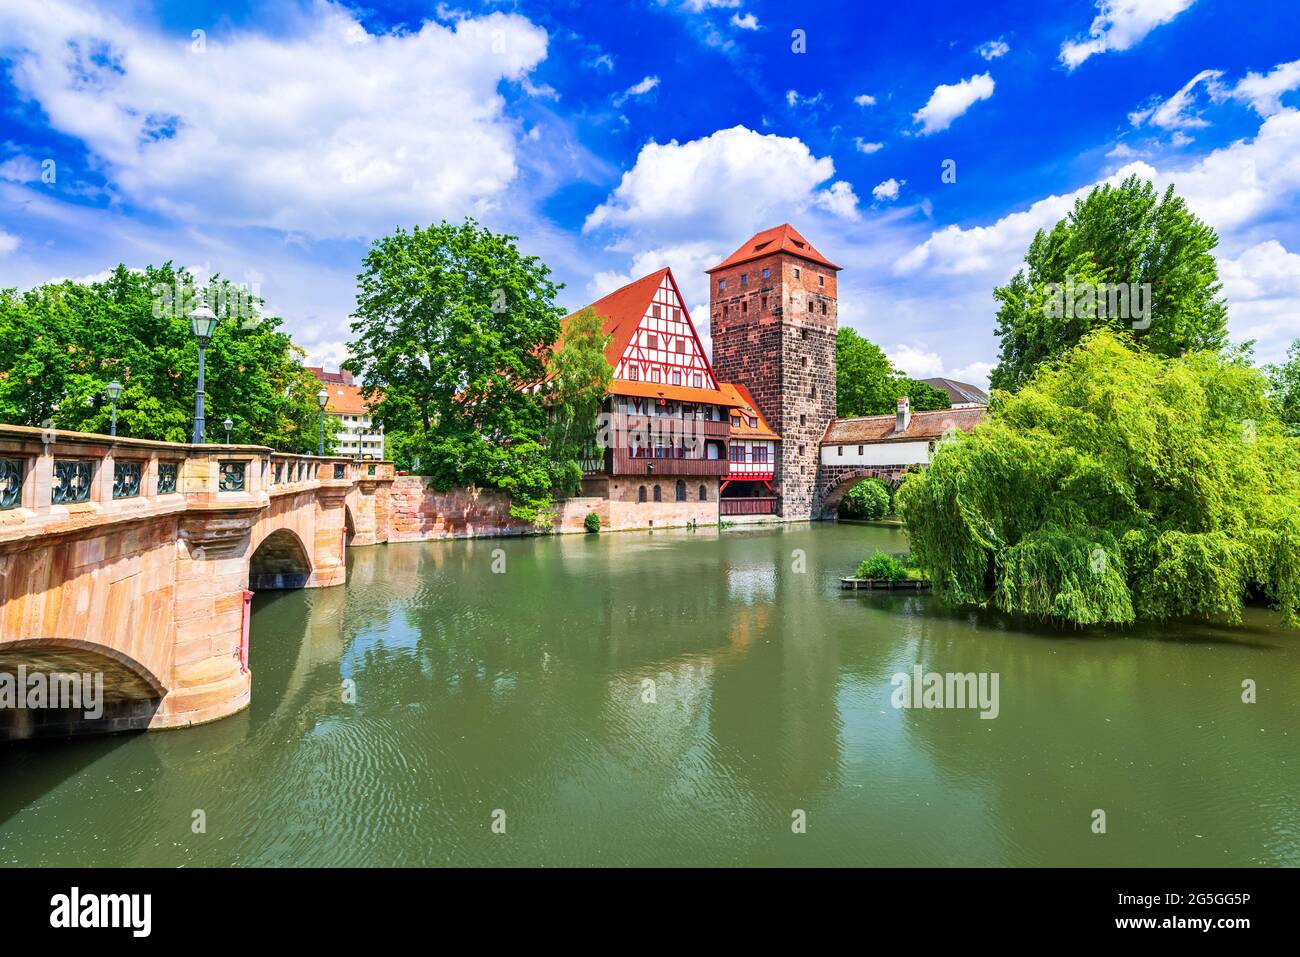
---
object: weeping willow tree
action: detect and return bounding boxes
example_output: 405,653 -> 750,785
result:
543,306 -> 613,496
896,329 -> 1300,627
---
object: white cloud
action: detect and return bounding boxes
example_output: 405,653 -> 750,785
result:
1218,240 -> 1300,353
0,155 -> 41,183
912,73 -> 995,135
887,344 -> 945,378
855,139 -> 884,154
854,93 -> 877,107
1170,131 -> 1193,147
584,126 -> 859,238
680,0 -> 740,10
0,228 -> 19,254
1105,142 -> 1145,160
949,361 -> 994,387
0,0 -> 550,239
1228,59 -> 1300,117
872,178 -> 904,202
978,39 -> 1009,61
1060,0 -> 1199,70
815,180 -> 862,220
584,51 -> 615,71
730,13 -> 760,30
614,75 -> 661,106
1129,68 -> 1223,129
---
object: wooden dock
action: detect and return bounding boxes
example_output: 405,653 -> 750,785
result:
840,577 -> 931,591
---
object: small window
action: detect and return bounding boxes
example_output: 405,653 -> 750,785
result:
675,480 -> 686,502
818,274 -> 825,287
731,415 -> 741,427
698,485 -> 707,502
653,304 -> 662,318
651,368 -> 661,383
749,416 -> 757,428
858,445 -> 864,455
741,301 -> 747,314
675,340 -> 685,353
801,356 -> 808,368
811,385 -> 817,399
638,485 -> 647,502
672,371 -> 681,385
800,329 -> 807,340
723,304 -> 729,317
800,415 -> 806,426
838,445 -> 843,457
762,267 -> 770,279
693,374 -> 702,388
646,333 -> 658,350
628,366 -> 639,381
793,267 -> 801,279
761,295 -> 767,311
719,279 -> 727,291
822,302 -> 828,315
740,274 -> 748,287
653,485 -> 662,502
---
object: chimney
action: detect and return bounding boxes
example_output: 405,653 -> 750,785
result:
896,396 -> 911,433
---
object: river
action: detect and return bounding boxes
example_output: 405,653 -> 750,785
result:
3,523 -> 1297,866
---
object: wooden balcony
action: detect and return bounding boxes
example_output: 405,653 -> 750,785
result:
720,497 -> 778,516
608,448 -> 729,477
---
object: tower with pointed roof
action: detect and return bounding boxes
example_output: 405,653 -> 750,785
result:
707,224 -> 839,520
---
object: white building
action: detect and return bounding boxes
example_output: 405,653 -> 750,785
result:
308,367 -> 385,460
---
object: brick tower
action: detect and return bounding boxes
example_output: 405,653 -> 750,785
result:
708,224 -> 839,520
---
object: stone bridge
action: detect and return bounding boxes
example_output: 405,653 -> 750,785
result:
817,464 -> 916,515
0,425 -> 395,740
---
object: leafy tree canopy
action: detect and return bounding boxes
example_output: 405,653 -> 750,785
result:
898,329 -> 1300,627
0,264 -> 334,452
345,219 -> 605,524
1264,338 -> 1300,436
836,327 -> 951,417
990,175 -> 1229,392
544,306 -> 613,497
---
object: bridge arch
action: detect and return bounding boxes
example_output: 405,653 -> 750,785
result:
248,528 -> 313,590
819,466 -> 908,516
0,638 -> 165,739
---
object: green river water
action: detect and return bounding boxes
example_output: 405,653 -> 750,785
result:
2,523 -> 1297,866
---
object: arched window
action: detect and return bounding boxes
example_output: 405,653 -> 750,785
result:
653,485 -> 662,502
638,485 -> 646,503
698,485 -> 707,502
675,480 -> 686,502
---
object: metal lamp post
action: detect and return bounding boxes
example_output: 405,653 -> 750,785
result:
223,417 -> 233,444
106,380 -> 122,437
317,388 -> 329,456
189,302 -> 219,444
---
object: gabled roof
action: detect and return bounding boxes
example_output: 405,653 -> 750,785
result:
706,224 -> 840,274
561,268 -> 669,369
718,382 -> 780,440
611,379 -> 730,405
821,406 -> 986,445
920,377 -> 989,405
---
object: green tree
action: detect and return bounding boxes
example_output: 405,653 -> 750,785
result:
989,175 -> 1228,392
898,329 -> 1300,627
838,477 -> 891,520
836,328 -> 951,417
544,306 -> 613,496
344,219 -> 566,524
1264,339 -> 1300,436
0,264 -> 334,452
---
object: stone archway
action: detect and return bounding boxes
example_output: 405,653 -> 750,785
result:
817,465 -> 910,517
248,528 -> 313,590
0,638 -> 165,740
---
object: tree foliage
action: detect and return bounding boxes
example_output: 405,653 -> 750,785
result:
897,329 -> 1300,627
346,219 -> 600,524
838,476 -> 891,520
836,327 -> 951,417
544,306 -> 613,496
1264,338 -> 1300,436
0,264 -> 334,452
990,175 -> 1229,392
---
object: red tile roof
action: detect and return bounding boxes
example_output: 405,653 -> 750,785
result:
610,378 -> 730,406
562,268 -> 670,369
308,367 -> 376,415
706,224 -> 840,274
718,382 -> 779,440
821,406 -> 986,445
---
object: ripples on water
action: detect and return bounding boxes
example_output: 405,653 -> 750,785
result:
2,523 -> 1297,866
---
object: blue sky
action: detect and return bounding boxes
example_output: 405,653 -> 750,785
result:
2,0 -> 1300,386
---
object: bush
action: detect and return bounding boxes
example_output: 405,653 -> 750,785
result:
584,511 -> 601,533
856,550 -> 908,581
838,478 -> 891,520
